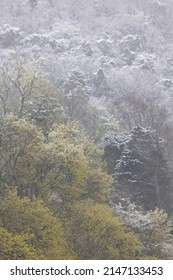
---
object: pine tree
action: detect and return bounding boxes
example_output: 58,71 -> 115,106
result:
103,126 -> 171,211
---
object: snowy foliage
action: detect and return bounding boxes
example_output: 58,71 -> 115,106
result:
1,0 -> 173,260
103,126 -> 171,211
113,199 -> 173,259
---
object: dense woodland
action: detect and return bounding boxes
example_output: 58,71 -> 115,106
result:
0,0 -> 173,259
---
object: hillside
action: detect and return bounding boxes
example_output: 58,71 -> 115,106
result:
0,0 -> 173,260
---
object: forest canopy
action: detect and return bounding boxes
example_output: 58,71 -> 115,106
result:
0,0 -> 173,260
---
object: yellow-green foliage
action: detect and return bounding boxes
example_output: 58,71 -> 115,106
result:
139,208 -> 173,258
0,114 -> 44,197
0,190 -> 75,259
62,200 -> 144,260
47,121 -> 113,203
146,209 -> 172,244
0,227 -> 40,260
0,115 -> 112,203
0,62 -> 163,261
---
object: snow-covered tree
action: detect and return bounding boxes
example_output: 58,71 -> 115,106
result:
113,199 -> 173,259
103,126 -> 171,211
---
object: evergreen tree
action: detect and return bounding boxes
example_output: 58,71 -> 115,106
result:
103,126 -> 171,211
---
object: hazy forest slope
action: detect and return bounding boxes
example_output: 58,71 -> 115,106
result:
0,0 -> 173,260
